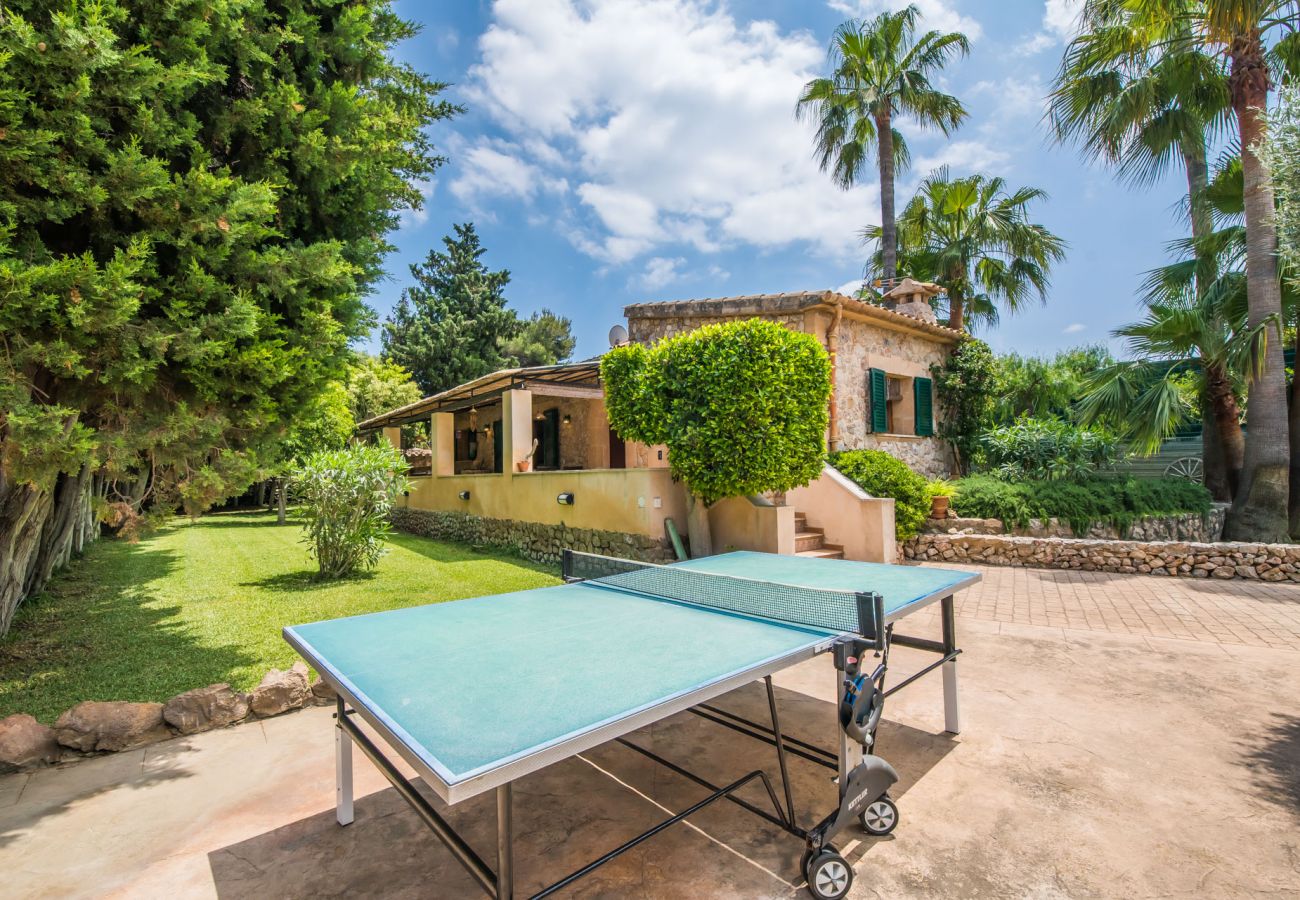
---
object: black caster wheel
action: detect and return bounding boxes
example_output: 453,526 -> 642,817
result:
859,795 -> 898,836
804,847 -> 853,900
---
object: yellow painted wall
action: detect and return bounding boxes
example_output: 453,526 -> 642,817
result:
401,467 -> 689,539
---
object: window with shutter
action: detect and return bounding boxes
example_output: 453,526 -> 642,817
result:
914,376 -> 934,436
868,368 -> 887,433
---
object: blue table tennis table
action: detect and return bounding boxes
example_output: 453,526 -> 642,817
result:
285,550 -> 979,899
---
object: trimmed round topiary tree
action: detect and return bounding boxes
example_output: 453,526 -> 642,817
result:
602,318 -> 832,556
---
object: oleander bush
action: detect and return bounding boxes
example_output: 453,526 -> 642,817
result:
830,450 -> 930,541
950,474 -> 1212,536
294,444 -> 411,578
979,417 -> 1123,481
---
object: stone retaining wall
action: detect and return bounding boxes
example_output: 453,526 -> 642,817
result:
905,532 -> 1300,582
390,508 -> 676,566
930,505 -> 1228,543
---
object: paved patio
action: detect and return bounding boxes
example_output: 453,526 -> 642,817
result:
1,565 -> 1298,898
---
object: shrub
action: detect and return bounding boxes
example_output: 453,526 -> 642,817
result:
602,319 -> 831,505
831,450 -> 930,540
950,474 -> 1211,536
979,417 -> 1123,481
930,338 -> 997,474
294,444 -> 411,579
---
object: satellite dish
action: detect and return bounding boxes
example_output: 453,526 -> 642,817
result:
608,324 -> 629,347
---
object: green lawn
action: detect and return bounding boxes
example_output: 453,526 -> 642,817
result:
0,511 -> 559,723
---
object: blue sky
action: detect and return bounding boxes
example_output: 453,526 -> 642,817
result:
367,0 -> 1191,361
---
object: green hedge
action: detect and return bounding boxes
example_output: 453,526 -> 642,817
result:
830,450 -> 930,540
950,475 -> 1212,536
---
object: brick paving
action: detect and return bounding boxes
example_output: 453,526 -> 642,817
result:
921,563 -> 1300,650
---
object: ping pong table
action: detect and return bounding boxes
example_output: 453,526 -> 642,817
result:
284,550 -> 979,899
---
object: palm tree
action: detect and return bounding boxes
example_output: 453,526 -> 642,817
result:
866,168 -> 1066,331
1048,4 -> 1230,298
1074,0 -> 1296,540
796,5 -> 969,283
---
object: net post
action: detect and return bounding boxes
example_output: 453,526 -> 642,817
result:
854,592 -> 885,651
562,548 -> 574,582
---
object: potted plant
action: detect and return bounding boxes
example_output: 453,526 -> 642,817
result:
927,479 -> 955,519
516,438 -> 539,473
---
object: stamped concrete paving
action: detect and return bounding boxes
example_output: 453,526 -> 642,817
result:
1,568 -> 1298,898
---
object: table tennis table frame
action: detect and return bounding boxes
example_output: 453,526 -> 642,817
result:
312,557 -> 977,899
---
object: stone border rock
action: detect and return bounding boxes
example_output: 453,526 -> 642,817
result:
905,532 -> 1300,581
0,661 -> 338,773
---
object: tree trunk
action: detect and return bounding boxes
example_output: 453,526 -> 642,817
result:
1181,140 -> 1215,295
1201,401 -> 1229,502
276,479 -> 287,525
1290,326 -> 1300,536
947,285 -> 965,332
876,109 -> 897,286
26,466 -> 94,598
0,477 -> 53,638
256,480 -> 269,508
1224,35 -> 1290,542
1203,363 -> 1243,500
685,493 -> 712,558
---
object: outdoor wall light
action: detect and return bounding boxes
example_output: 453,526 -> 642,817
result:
556,492 -> 575,506
562,414 -> 572,425
458,490 -> 471,501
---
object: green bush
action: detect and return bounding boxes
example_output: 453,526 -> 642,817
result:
950,474 -> 1211,536
602,319 -> 831,505
930,338 -> 997,474
980,417 -> 1123,481
294,444 -> 411,579
831,450 -> 930,540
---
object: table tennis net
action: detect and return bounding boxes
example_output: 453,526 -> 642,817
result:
563,550 -> 882,640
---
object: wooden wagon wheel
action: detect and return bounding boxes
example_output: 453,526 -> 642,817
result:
1164,456 -> 1203,481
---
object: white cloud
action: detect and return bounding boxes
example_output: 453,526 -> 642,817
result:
449,139 -> 568,205
633,256 -> 687,291
835,278 -> 866,296
1017,0 -> 1082,54
1063,322 -> 1086,334
827,1 -> 982,40
914,139 -> 1010,176
971,77 -> 1048,128
463,0 -> 883,265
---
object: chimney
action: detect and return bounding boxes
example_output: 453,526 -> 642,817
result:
882,278 -> 942,325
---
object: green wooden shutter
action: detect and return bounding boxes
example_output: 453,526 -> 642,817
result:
492,419 -> 503,473
868,368 -> 887,433
914,376 -> 934,437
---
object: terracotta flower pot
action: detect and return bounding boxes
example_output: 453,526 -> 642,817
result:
516,460 -> 532,473
930,495 -> 950,519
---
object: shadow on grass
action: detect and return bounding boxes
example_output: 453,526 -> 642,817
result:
0,538 -> 258,725
1244,713 -> 1300,821
241,570 -> 377,593
386,531 -> 558,576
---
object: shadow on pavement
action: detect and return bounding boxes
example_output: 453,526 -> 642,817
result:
206,682 -> 956,898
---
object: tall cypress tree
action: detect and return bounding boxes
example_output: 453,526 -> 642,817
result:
0,0 -> 457,633
382,223 -> 518,395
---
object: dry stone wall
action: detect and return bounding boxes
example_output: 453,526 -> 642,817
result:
905,532 -> 1300,582
933,506 -> 1227,543
390,508 -> 675,566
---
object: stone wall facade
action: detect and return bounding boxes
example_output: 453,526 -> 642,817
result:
905,531 -> 1300,582
391,508 -> 676,567
860,434 -> 953,480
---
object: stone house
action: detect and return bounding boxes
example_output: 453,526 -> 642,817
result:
363,287 -> 961,566
625,287 -> 962,478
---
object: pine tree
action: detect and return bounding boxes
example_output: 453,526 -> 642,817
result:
382,223 -> 518,395
502,309 -> 577,368
0,0 -> 457,633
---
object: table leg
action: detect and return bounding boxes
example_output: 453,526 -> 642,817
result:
941,596 -> 960,735
497,783 -> 514,899
336,698 -> 354,826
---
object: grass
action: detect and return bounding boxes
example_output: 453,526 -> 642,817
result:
0,510 -> 559,723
